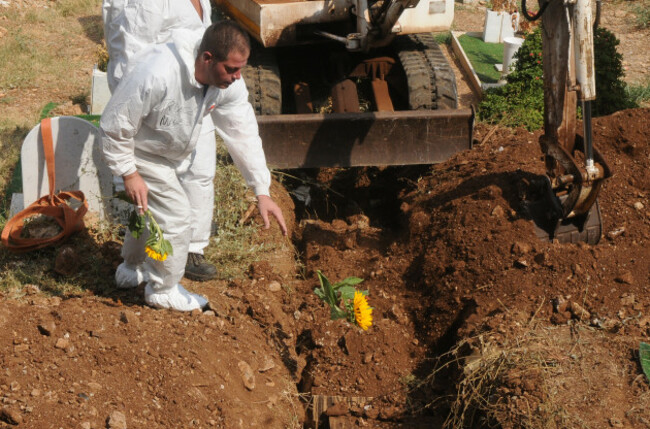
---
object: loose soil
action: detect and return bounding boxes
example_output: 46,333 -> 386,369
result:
0,1 -> 649,429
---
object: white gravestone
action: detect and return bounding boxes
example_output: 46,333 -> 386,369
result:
483,10 -> 518,43
15,116 -> 114,221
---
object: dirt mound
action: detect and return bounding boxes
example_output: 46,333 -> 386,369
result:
0,294 -> 300,428
1,108 -> 649,428
400,108 -> 649,336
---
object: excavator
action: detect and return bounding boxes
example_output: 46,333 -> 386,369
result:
213,0 -> 474,168
212,0 -> 610,244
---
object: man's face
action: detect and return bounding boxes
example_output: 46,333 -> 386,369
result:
198,49 -> 248,89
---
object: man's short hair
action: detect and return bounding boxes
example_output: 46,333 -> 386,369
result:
199,21 -> 250,62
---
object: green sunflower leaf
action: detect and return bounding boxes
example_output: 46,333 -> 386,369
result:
145,233 -> 158,247
315,271 -> 338,308
161,239 -> 173,256
338,285 -> 357,301
640,342 -> 650,382
114,191 -> 133,204
128,210 -> 146,239
333,276 -> 364,289
330,306 -> 348,320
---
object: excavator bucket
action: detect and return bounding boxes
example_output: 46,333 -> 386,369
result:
536,201 -> 604,245
525,177 -> 604,245
259,108 -> 475,169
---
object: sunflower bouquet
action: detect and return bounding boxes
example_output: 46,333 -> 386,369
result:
314,270 -> 373,330
128,209 -> 173,262
115,191 -> 173,261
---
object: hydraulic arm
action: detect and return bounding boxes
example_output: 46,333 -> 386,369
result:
314,0 -> 421,51
525,0 -> 611,244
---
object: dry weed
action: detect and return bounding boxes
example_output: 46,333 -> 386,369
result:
426,320 -> 649,429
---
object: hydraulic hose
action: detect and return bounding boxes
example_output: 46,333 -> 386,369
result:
522,0 -> 549,21
594,0 -> 601,30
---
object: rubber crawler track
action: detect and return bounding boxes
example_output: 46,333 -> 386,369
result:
242,45 -> 282,115
394,33 -> 458,110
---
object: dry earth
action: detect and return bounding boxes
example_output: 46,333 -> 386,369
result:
0,1 -> 649,429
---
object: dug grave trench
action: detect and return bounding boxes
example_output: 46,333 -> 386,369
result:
276,164 -> 490,426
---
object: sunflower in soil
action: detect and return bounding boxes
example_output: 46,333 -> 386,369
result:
354,291 -> 373,330
313,271 -> 372,329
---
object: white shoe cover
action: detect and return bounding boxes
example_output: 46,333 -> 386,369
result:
144,283 -> 208,312
115,262 -> 146,289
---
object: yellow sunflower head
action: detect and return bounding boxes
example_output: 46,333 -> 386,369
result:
353,291 -> 373,330
145,245 -> 167,261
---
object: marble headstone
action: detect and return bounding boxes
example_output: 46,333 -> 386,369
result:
15,116 -> 114,221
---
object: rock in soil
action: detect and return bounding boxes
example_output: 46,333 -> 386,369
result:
0,407 -> 22,425
107,410 -> 127,429
238,361 -> 256,391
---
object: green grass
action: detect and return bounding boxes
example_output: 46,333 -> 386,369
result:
626,78 -> 650,106
0,127 -> 27,221
40,101 -> 101,127
631,0 -> 650,29
0,0 -> 102,128
206,139 -> 281,280
433,31 -> 452,45
0,225 -> 120,296
0,27 -> 39,90
0,17 -> 84,92
54,0 -> 101,18
39,102 -> 59,120
458,33 -> 504,83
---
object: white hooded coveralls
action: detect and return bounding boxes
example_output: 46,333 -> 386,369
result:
100,30 -> 271,297
102,0 -> 216,255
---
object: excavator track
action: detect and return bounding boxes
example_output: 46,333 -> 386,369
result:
242,43 -> 282,115
394,33 -> 458,110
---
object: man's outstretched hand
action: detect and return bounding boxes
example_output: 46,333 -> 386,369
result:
257,194 -> 288,236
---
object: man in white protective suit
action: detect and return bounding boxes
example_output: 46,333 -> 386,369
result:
100,21 -> 288,311
102,0 -> 222,283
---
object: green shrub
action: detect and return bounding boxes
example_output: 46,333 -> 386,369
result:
592,27 -> 636,115
478,27 -> 544,130
478,26 -> 636,130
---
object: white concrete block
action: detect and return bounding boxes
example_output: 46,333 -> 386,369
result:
90,65 -> 111,115
8,193 -> 23,219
